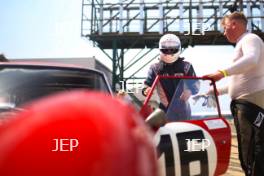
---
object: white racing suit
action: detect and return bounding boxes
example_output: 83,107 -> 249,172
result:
143,58 -> 199,121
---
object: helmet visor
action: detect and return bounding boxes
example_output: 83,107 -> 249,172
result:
160,48 -> 179,55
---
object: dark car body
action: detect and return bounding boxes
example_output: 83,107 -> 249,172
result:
0,62 -> 112,124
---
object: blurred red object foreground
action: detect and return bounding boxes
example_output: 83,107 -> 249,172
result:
0,91 -> 157,176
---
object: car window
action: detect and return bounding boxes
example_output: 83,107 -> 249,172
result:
0,67 -> 111,108
143,77 -> 220,121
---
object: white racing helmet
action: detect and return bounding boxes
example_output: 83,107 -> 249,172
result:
159,34 -> 181,63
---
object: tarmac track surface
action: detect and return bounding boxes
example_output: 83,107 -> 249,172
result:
223,120 -> 244,176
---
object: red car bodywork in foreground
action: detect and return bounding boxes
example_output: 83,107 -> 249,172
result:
0,62 -> 158,176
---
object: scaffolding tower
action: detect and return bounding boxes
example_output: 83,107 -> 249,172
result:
81,0 -> 264,91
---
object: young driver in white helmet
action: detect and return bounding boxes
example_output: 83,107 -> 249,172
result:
142,34 -> 199,120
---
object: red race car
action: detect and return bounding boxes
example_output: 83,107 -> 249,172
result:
0,62 -> 231,176
140,75 -> 231,176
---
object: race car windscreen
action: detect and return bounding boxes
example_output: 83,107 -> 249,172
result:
145,77 -> 220,121
0,67 -> 110,108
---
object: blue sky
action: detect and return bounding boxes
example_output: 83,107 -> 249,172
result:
0,0 -> 104,59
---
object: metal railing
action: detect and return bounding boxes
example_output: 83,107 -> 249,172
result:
82,0 -> 264,36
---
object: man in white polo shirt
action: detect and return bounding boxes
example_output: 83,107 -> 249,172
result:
204,12 -> 264,176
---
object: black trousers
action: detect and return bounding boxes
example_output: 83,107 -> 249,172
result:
231,100 -> 264,176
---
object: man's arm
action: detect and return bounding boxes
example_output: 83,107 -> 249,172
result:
204,34 -> 262,81
142,65 -> 157,96
225,34 -> 261,75
180,64 -> 200,101
186,64 -> 200,94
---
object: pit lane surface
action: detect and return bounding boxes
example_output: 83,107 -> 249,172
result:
224,120 -> 244,176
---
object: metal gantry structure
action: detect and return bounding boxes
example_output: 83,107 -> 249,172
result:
81,0 -> 264,91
